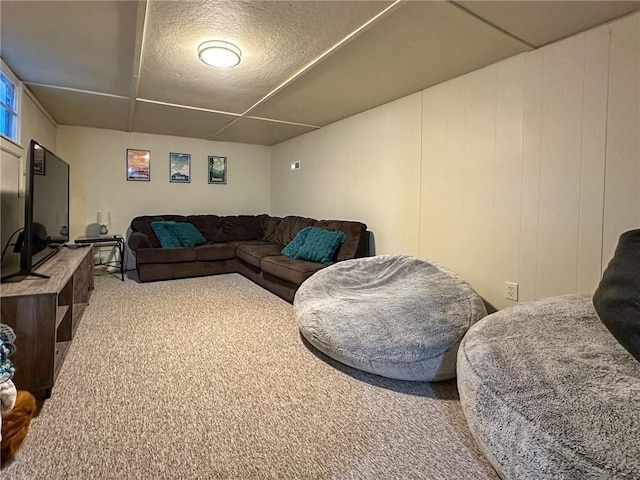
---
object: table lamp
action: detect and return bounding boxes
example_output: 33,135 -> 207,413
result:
97,211 -> 111,235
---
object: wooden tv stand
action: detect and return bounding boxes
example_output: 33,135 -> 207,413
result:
0,246 -> 94,398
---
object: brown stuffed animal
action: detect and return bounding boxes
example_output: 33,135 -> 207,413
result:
1,390 -> 36,467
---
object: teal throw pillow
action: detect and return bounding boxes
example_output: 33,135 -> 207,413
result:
293,227 -> 347,265
150,221 -> 181,248
281,227 -> 313,258
169,222 -> 207,247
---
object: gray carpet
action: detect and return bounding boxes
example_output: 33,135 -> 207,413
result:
4,273 -> 497,479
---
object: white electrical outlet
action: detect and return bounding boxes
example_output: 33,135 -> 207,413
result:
504,282 -> 519,301
290,161 -> 301,171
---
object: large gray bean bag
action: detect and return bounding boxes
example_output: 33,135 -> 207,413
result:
294,255 -> 487,381
457,294 -> 640,480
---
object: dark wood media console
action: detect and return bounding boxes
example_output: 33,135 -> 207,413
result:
1,246 -> 94,398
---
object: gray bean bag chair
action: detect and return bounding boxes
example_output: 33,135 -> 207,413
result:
294,255 -> 487,381
457,294 -> 640,479
593,228 -> 640,362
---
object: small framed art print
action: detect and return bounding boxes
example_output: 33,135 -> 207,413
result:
126,149 -> 150,181
170,152 -> 190,183
208,156 -> 227,184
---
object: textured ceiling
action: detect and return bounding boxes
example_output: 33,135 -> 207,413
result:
2,1 -> 639,146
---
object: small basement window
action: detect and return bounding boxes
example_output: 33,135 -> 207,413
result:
1,67 -> 19,143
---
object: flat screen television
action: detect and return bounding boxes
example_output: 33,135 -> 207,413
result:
1,140 -> 69,282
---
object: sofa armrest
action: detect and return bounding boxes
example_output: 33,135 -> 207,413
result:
356,230 -> 371,257
128,231 -> 152,251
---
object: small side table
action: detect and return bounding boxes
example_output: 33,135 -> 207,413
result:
75,235 -> 125,281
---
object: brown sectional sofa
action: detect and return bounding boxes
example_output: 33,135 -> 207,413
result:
127,214 -> 370,302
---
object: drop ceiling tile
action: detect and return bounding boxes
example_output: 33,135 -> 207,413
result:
0,1 -> 138,96
137,0 -> 394,114
2,0 -> 638,146
27,85 -> 130,131
132,101 -> 237,140
456,1 -> 640,47
250,1 -> 532,127
212,118 -> 317,146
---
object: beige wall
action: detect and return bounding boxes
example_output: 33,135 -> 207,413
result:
3,13 -> 637,306
0,81 -> 57,275
21,90 -> 57,153
602,14 -> 640,266
271,13 -> 640,310
272,93 -> 423,255
56,127 -> 271,268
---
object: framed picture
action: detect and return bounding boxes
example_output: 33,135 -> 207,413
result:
33,145 -> 45,175
126,149 -> 150,181
208,156 -> 227,184
170,152 -> 190,183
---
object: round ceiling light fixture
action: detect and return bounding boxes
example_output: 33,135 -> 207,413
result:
198,40 -> 242,68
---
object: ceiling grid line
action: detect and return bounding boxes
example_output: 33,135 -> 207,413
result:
207,0 -> 405,140
244,116 -> 320,129
22,82 -> 129,100
127,0 -> 149,132
1,0 -> 637,145
136,98 -> 241,117
449,1 -> 535,50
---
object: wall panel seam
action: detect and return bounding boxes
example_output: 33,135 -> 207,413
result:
576,35 -> 587,292
517,56 -> 526,285
600,28 -> 613,275
418,90 -> 424,256
534,54 -> 546,301
490,68 -> 499,291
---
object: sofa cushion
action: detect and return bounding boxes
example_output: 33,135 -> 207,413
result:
131,216 -> 165,248
170,222 -> 207,247
136,247 -> 196,264
294,227 -> 346,265
195,243 -> 237,262
237,243 -> 283,268
150,221 -> 182,248
259,214 -> 282,242
273,216 -> 316,246
261,255 -> 326,286
186,215 -> 222,243
593,229 -> 640,362
219,215 -> 262,242
315,220 -> 367,261
128,231 -> 151,251
226,240 -> 271,248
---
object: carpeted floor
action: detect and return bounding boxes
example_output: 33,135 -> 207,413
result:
4,273 -> 498,479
